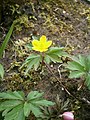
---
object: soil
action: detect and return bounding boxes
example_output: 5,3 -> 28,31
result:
0,0 -> 90,120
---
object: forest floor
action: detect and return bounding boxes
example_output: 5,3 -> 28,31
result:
0,0 -> 90,119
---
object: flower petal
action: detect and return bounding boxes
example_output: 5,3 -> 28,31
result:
45,41 -> 52,48
32,35 -> 52,52
32,47 -> 39,51
40,35 -> 47,43
41,48 -> 48,52
32,40 -> 39,47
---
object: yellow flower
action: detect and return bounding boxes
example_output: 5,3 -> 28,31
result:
32,35 -> 52,52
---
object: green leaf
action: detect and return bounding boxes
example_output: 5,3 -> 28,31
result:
0,22 -> 14,58
85,56 -> 90,71
0,90 -> 55,120
69,71 -> 85,78
48,47 -> 68,57
25,58 -> 37,74
29,103 -> 43,117
78,55 -> 86,67
0,64 -> 4,79
4,112 -> 16,120
32,100 -> 55,107
45,47 -> 66,63
13,91 -> 24,100
27,91 -> 44,101
0,91 -> 24,100
16,109 -> 25,120
47,47 -> 64,54
66,61 -> 85,71
26,54 -> 39,61
32,35 -> 40,40
26,43 -> 33,50
85,74 -> 90,90
4,104 -> 23,120
2,108 -> 12,116
44,55 -> 51,64
66,55 -> 90,89
24,102 -> 31,117
21,54 -> 42,74
69,55 -> 86,67
47,54 -> 62,63
0,99 -> 22,111
34,55 -> 42,70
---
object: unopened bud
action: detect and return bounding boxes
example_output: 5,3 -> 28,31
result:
62,112 -> 74,120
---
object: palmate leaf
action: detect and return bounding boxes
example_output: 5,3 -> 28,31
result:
0,99 -> 22,111
25,59 -> 37,74
66,54 -> 90,90
0,91 -> 25,120
47,47 -> 68,57
2,108 -> 12,117
21,54 -> 40,68
27,91 -> 44,101
21,54 -> 42,74
0,91 -> 55,120
69,55 -> 86,67
4,104 -> 24,120
31,99 -> 55,107
47,47 -> 64,54
25,54 -> 40,61
27,91 -> 55,117
44,54 -> 62,63
85,74 -> 90,90
0,64 -> 4,79
24,101 -> 44,117
0,91 -> 24,100
44,55 -> 51,64
24,102 -> 31,117
85,56 -> 90,71
28,103 -> 43,117
66,55 -> 87,72
45,47 -> 67,64
26,43 -> 33,50
66,61 -> 85,71
16,109 -> 25,120
69,71 -> 85,78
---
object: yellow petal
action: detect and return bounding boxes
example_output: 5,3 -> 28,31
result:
45,41 -> 52,48
32,36 -> 52,52
40,35 -> 47,43
32,47 -> 40,51
32,40 -> 39,47
43,48 -> 48,52
39,48 -> 48,52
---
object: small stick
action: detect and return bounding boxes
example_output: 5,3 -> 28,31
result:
82,97 -> 90,105
44,62 -> 74,97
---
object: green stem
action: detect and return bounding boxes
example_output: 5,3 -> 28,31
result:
41,52 -> 45,71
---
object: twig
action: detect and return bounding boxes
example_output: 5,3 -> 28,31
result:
44,62 -> 74,97
82,97 -> 90,105
58,64 -> 62,79
44,62 -> 90,106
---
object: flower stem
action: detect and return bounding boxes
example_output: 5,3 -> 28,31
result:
41,52 -> 45,71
